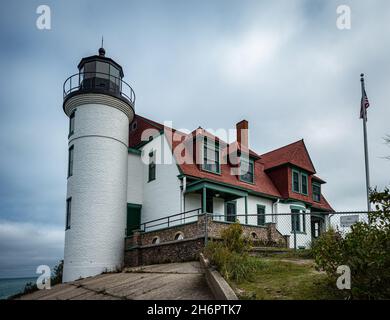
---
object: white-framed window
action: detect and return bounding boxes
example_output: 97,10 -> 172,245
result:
69,110 -> 75,137
66,197 -> 72,230
68,145 -> 74,178
312,182 -> 321,202
202,137 -> 220,174
240,158 -> 254,183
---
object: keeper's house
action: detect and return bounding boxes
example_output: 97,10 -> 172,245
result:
62,47 -> 333,282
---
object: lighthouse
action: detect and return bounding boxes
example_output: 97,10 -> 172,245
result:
62,46 -> 135,282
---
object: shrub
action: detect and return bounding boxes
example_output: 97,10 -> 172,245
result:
204,222 -> 264,282
312,187 -> 390,299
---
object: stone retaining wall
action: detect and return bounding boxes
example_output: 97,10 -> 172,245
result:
125,214 -> 289,267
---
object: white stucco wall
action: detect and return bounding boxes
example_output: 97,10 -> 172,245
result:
275,202 -> 312,249
63,104 -> 129,282
127,153 -> 143,205
139,134 -> 182,226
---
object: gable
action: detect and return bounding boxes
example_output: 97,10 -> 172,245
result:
261,140 -> 316,174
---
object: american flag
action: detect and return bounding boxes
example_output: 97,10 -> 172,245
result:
360,87 -> 370,120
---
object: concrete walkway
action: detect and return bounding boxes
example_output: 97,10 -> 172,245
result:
19,261 -> 214,300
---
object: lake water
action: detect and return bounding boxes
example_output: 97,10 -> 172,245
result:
0,277 -> 37,300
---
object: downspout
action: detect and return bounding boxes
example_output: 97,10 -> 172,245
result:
272,199 -> 280,224
181,176 -> 187,213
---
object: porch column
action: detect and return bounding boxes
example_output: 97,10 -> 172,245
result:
244,196 -> 248,224
202,186 -> 207,213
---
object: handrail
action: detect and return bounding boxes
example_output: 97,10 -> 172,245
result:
134,208 -> 202,233
63,71 -> 136,106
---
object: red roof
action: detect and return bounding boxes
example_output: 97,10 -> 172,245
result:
129,115 -> 333,211
261,140 -> 316,174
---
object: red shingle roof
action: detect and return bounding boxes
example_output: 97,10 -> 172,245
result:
129,115 -> 333,211
261,140 -> 316,173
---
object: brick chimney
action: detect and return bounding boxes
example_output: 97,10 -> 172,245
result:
236,120 -> 248,150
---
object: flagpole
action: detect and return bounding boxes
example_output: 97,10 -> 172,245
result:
360,73 -> 371,212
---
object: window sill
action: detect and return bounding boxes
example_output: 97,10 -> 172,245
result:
201,167 -> 221,175
290,231 -> 307,235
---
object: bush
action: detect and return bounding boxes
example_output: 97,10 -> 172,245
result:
204,222 -> 264,282
312,187 -> 390,299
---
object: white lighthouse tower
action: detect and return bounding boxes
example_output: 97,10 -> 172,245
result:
62,46 -> 135,282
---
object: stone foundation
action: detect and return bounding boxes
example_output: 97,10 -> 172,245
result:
124,214 -> 289,267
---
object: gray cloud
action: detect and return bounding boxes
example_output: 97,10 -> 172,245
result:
0,0 -> 389,277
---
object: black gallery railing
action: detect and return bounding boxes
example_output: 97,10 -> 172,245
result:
63,72 -> 136,106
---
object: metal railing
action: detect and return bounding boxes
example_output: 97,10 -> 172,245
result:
133,208 -> 202,233
63,72 -> 136,106
127,210 -> 372,250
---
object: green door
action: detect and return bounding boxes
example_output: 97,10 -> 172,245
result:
127,204 -> 142,236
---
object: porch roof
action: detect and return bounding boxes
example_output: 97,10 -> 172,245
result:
185,180 -> 248,199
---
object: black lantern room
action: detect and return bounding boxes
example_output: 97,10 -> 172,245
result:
63,46 -> 135,108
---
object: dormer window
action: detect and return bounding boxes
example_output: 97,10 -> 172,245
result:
240,157 -> 254,183
202,137 -> 220,174
312,182 -> 321,202
292,168 -> 308,195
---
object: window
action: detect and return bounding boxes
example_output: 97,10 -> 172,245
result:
148,151 -> 156,182
291,209 -> 301,232
240,158 -> 254,183
292,169 -> 309,196
68,145 -> 74,177
292,170 -> 300,193
152,236 -> 160,244
174,232 -> 184,240
66,197 -> 72,230
257,205 -> 266,226
202,138 -> 220,174
312,183 -> 321,202
301,173 -> 308,195
69,111 -> 75,137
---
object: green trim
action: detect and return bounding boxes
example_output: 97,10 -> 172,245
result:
290,204 -> 306,211
292,168 -> 300,193
239,158 -> 255,184
256,204 -> 266,226
312,181 -> 321,202
290,231 -> 307,235
128,147 -> 141,155
225,200 -> 237,222
183,176 -> 277,200
301,172 -> 308,195
127,203 -> 142,209
186,181 -> 248,198
202,186 -> 207,213
201,136 -> 221,175
244,196 -> 248,224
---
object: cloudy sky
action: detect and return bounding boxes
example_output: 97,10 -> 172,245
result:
0,0 -> 389,278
